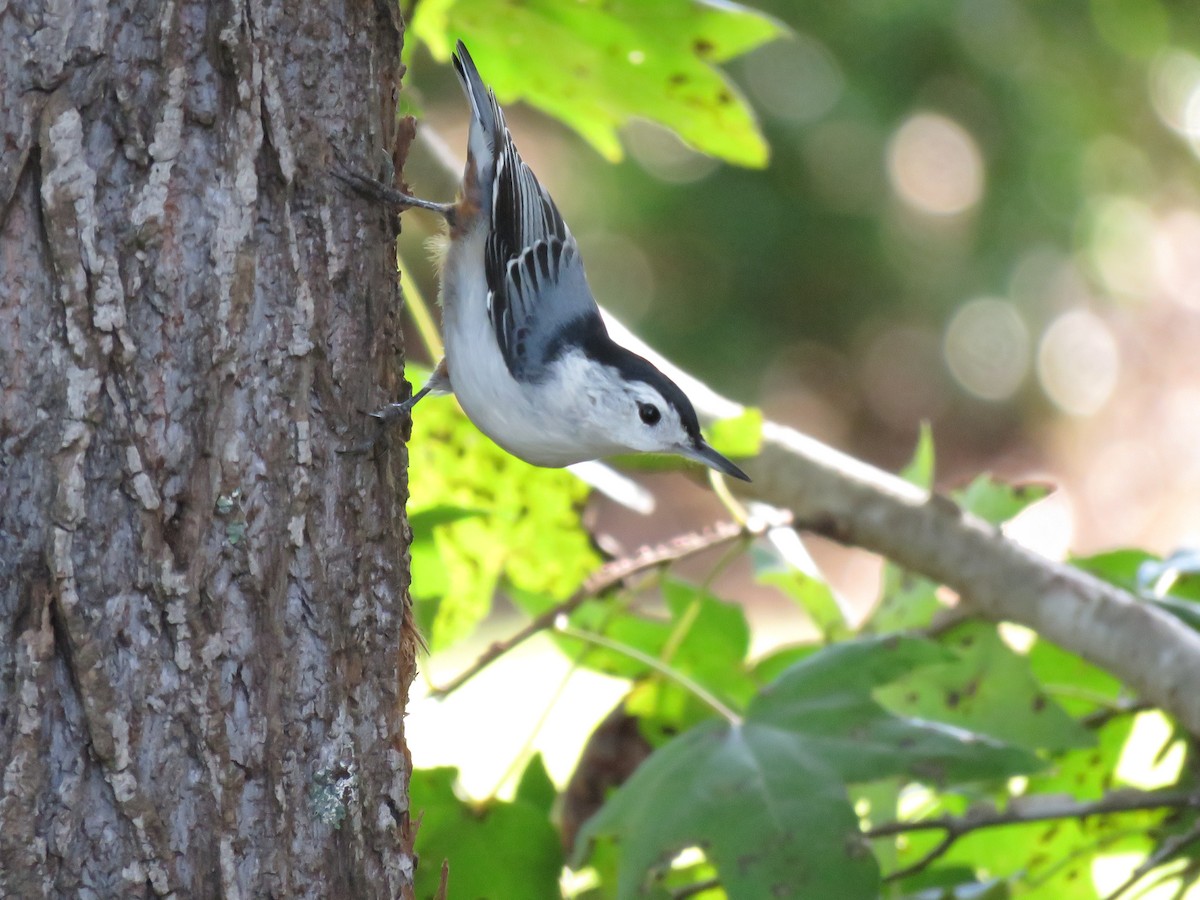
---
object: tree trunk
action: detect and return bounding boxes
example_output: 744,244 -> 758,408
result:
0,2 -> 418,896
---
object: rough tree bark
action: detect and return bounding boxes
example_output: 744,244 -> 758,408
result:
0,2 -> 419,896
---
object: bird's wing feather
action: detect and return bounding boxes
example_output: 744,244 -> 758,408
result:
453,41 -> 603,383
491,234 -> 604,381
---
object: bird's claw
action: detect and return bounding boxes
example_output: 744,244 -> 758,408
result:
337,398 -> 418,455
369,399 -> 418,425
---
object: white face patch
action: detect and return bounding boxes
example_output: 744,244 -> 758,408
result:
621,382 -> 692,455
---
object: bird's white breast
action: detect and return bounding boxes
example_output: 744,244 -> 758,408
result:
440,225 -> 621,467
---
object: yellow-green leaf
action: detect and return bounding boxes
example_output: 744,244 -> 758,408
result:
705,406 -> 763,459
412,0 -> 784,167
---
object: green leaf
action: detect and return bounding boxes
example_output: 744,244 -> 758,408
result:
852,778 -> 901,873
705,407 -> 763,459
578,638 -> 1038,897
660,579 -> 752,690
749,643 -> 818,685
875,622 -> 1093,752
901,422 -> 936,490
411,0 -> 784,166
902,735 -> 1157,899
868,566 -> 944,633
515,753 -> 557,815
750,637 -> 1042,784
758,568 -> 850,641
574,719 -> 878,898
952,475 -> 1051,526
514,580 -> 755,708
751,535 -> 850,641
412,767 -> 563,900
631,582 -> 758,734
1070,548 -> 1157,592
407,505 -> 485,533
1025,639 -> 1125,721
891,704 -> 1148,897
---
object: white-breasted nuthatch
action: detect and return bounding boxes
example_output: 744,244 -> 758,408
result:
341,41 -> 750,482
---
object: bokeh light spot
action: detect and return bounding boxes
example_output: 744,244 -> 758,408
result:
744,33 -> 843,124
1085,196 -> 1157,302
886,112 -> 985,216
1153,209 -> 1200,308
1149,50 -> 1200,137
955,0 -> 1038,74
624,120 -> 720,184
943,298 -> 1030,401
1037,310 -> 1120,416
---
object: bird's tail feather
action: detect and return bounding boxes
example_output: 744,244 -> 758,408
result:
452,41 -> 504,208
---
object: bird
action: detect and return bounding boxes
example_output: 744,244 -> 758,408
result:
337,41 -> 750,483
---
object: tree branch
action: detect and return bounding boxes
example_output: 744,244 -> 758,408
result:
865,789 -> 1200,882
608,307 -> 1200,737
746,421 -> 1200,737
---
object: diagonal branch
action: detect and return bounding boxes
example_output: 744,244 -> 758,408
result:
429,519 -> 757,698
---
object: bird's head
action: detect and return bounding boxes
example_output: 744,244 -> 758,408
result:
599,353 -> 750,482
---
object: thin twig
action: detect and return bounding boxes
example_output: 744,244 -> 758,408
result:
709,467 -> 750,525
883,832 -> 957,883
556,625 -> 742,725
1080,699 -> 1156,730
397,251 -> 444,361
429,519 -> 763,698
433,858 -> 449,900
865,789 -> 1200,882
1103,816 -> 1200,900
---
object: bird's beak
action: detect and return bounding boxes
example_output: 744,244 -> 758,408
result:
679,440 -> 752,482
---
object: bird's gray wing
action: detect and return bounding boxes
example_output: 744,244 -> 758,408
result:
484,138 -> 604,383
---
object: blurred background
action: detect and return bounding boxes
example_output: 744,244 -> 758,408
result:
399,0 -> 1200,559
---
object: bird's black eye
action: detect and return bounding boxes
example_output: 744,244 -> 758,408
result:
638,402 -> 661,426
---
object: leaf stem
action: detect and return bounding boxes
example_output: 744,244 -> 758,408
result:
485,654 -> 582,804
660,535 -> 748,665
709,467 -> 750,525
557,624 -> 743,726
398,249 -> 444,361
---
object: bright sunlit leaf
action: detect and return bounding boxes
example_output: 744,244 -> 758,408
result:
901,422 -> 936,490
952,475 -> 1052,526
705,407 -> 764,459
407,396 -> 597,650
412,0 -> 784,166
